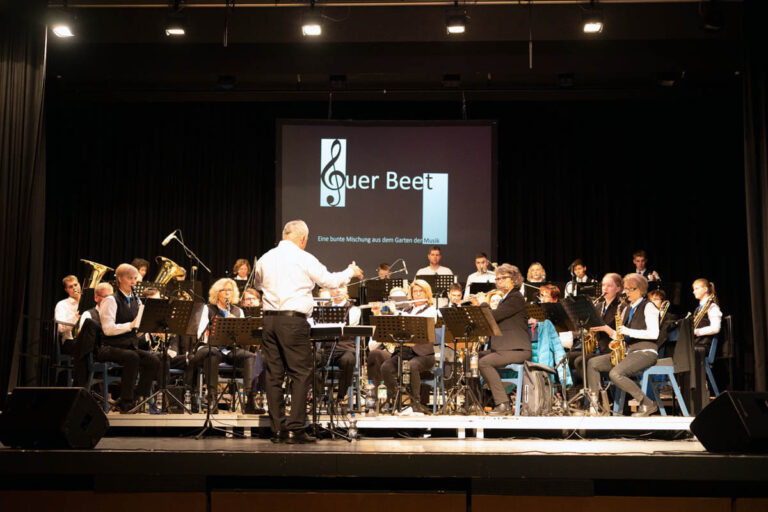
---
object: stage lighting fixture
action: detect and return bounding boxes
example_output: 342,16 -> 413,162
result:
582,1 -> 604,34
165,12 -> 186,36
52,24 -> 74,38
49,9 -> 75,38
302,1 -> 322,37
446,13 -> 467,35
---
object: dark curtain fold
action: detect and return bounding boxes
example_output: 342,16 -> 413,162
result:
743,0 -> 768,391
0,2 -> 48,397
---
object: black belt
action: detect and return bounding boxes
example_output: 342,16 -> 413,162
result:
264,310 -> 307,319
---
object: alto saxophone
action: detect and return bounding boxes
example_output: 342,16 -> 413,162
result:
609,304 -> 627,366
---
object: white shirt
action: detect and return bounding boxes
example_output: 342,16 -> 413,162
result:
55,297 -> 79,341
78,307 -> 97,330
564,276 -> 589,298
464,270 -> 496,298
254,240 -> 354,316
99,290 -> 136,337
621,298 -> 660,342
694,299 -> 722,337
416,265 -> 454,276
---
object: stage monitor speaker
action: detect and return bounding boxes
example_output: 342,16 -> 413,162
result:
0,387 -> 109,449
690,391 -> 768,453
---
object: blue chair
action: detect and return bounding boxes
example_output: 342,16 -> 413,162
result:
498,341 -> 538,416
52,334 -> 74,387
704,335 -> 720,397
422,326 -> 446,413
318,336 -> 362,407
88,358 -> 123,413
612,357 -> 690,417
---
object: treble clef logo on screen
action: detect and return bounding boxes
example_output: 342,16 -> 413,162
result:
320,138 -> 346,207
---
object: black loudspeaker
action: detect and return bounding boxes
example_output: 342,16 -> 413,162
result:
0,387 -> 109,449
690,391 -> 768,453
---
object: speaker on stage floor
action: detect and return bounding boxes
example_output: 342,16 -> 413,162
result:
0,387 -> 109,449
690,391 -> 768,453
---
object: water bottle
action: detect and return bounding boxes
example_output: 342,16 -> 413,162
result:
348,413 -> 358,440
376,381 -> 387,414
365,381 -> 376,415
470,351 -> 479,378
402,359 -> 411,385
184,389 -> 192,412
156,392 -> 163,411
239,390 -> 245,412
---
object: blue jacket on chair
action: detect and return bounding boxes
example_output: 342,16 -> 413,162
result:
535,320 -> 573,388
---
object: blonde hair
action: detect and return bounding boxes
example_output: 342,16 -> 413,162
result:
408,279 -> 434,306
603,273 -> 623,289
527,262 -> 546,281
693,278 -> 716,296
115,263 -> 139,279
233,258 -> 250,275
94,282 -> 114,297
208,278 -> 240,305
622,273 -> 649,295
486,289 -> 505,307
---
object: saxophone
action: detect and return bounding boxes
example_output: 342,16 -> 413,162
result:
583,294 -> 605,355
693,295 -> 715,329
609,303 -> 627,366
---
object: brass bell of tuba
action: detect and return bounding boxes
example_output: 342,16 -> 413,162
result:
153,256 -> 186,284
81,259 -> 114,289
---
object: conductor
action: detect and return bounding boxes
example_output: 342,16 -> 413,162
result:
254,220 -> 363,444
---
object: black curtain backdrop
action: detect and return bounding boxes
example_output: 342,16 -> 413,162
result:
743,0 -> 768,391
44,92 -> 752,386
0,1 -> 47,398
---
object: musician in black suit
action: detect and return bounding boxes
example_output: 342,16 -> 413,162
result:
479,263 -> 532,415
632,250 -> 660,281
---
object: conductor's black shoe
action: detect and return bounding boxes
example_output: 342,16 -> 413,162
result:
411,402 -> 431,414
270,431 -> 288,444
631,400 -> 659,417
286,430 -> 317,444
488,402 -> 512,416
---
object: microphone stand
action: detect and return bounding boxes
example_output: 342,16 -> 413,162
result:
169,231 -> 212,283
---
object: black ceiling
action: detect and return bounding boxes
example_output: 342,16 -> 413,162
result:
46,1 -> 745,101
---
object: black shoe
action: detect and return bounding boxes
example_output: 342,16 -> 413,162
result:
245,394 -> 266,415
411,402 -> 431,414
632,400 -> 659,417
286,430 -> 317,444
270,431 -> 288,444
488,402 -> 511,416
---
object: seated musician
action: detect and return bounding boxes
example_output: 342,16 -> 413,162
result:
377,263 -> 392,279
233,258 -> 251,281
55,274 -> 81,359
648,288 -> 678,349
380,279 -> 438,413
537,284 -> 575,349
416,246 -> 453,276
240,286 -> 264,408
367,288 -> 407,387
486,289 -> 504,310
526,262 -> 547,284
632,249 -> 661,281
564,258 -> 596,298
569,273 -> 622,384
187,278 -> 259,414
141,287 -> 187,373
98,264 -> 162,413
464,252 -> 496,298
587,274 -> 660,417
479,264 -> 532,416
448,283 -> 464,306
131,258 -> 150,281
67,281 -> 113,386
314,286 -> 361,409
242,287 -> 262,307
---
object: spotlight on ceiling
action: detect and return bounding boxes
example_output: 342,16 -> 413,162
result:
52,24 -> 74,38
49,9 -> 75,38
582,1 -> 604,34
446,13 -> 468,35
165,12 -> 186,36
302,1 -> 322,37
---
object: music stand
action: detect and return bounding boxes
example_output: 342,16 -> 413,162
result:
77,288 -> 96,314
526,303 -> 547,322
195,316 -> 263,438
575,281 -> 600,300
419,274 -> 455,296
365,278 -> 406,302
166,280 -> 204,302
134,281 -> 167,299
130,298 -> 203,414
439,306 -> 502,414
370,315 -> 435,412
234,279 -> 247,295
241,306 -> 263,318
469,282 -> 495,296
561,296 -> 605,415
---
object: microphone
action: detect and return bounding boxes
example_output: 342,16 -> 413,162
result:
161,229 -> 178,247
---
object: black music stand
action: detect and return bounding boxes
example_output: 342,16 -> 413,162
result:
234,279 -> 247,295
241,306 -> 263,318
134,281 -> 167,299
365,278 -> 406,302
195,316 -> 263,438
522,283 -> 541,303
419,274 -> 455,296
370,315 -> 435,412
469,282 -> 495,296
166,280 -> 204,302
561,296 -> 605,415
310,306 -> 351,440
131,298 -> 203,414
439,306 -> 502,414
575,281 -> 600,300
77,288 -> 96,314
526,303 -> 547,322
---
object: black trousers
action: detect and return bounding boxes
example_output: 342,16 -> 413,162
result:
262,315 -> 313,433
96,345 -> 161,407
367,348 -> 392,386
60,340 -> 88,387
381,351 -> 435,406
315,345 -> 356,401
185,346 -> 256,394
479,349 -> 532,406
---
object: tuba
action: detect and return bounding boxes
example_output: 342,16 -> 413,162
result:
153,256 -> 191,300
81,259 -> 113,289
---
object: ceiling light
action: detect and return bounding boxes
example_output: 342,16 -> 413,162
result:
582,1 -> 604,34
52,24 -> 74,38
302,2 -> 322,37
49,8 -> 75,38
446,14 -> 467,35
165,12 -> 186,36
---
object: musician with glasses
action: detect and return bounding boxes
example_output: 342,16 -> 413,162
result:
187,278 -> 258,414
587,274 -> 660,417
366,288 -> 407,388
479,264 -> 532,416
98,263 -> 162,413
